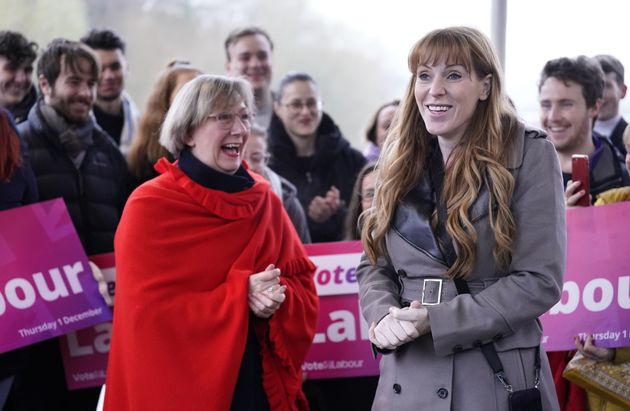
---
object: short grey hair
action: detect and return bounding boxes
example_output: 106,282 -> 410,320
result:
160,74 -> 254,157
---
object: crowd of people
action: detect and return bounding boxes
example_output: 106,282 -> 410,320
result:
0,23 -> 628,411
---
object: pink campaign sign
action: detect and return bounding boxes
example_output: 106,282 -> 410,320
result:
540,202 -> 630,351
302,241 -> 379,379
0,199 -> 112,354
59,253 -> 115,390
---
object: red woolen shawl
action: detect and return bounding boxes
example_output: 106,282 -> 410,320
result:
104,159 -> 318,411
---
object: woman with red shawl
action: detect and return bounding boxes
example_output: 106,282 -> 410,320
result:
104,75 -> 318,411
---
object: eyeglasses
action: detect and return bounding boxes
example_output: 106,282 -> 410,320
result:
362,188 -> 375,201
282,98 -> 322,114
207,111 -> 253,130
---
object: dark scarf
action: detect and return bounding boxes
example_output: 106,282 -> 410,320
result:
37,100 -> 94,168
178,148 -> 253,193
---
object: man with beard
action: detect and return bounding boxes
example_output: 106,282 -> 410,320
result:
81,28 -> 139,156
0,31 -> 38,123
224,26 -> 274,128
593,54 -> 627,156
13,39 -> 127,411
539,55 -> 629,208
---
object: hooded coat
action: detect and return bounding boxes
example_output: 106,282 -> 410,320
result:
268,112 -> 366,243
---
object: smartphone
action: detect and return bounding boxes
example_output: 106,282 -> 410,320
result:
571,154 -> 590,207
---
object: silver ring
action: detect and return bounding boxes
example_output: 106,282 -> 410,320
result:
266,286 -> 274,294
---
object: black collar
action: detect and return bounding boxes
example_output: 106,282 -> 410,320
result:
178,148 -> 254,193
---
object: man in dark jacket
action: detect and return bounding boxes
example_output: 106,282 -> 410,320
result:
14,38 -> 127,411
0,30 -> 38,123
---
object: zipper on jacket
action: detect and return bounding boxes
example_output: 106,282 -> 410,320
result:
305,171 -> 312,184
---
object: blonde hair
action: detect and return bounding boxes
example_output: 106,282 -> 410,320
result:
362,26 -> 519,279
160,74 -> 254,157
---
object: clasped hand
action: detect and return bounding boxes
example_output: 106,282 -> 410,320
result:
248,264 -> 287,319
308,186 -> 341,223
369,301 -> 430,350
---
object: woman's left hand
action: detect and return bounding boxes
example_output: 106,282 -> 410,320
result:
248,265 -> 287,318
575,334 -> 615,362
389,301 -> 431,336
248,285 -> 287,318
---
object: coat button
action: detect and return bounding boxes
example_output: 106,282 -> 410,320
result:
493,333 -> 503,341
437,387 -> 448,399
393,383 -> 402,394
397,269 -> 407,277
452,344 -> 463,352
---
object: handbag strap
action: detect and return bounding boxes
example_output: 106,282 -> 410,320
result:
429,144 -> 541,392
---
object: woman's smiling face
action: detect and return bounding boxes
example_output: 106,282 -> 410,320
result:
185,101 -> 251,174
414,61 -> 490,144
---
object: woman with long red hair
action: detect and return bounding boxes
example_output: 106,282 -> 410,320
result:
357,27 -> 565,411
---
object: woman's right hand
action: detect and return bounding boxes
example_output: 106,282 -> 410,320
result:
565,180 -> 590,207
575,334 -> 615,362
369,312 -> 420,350
248,264 -> 287,318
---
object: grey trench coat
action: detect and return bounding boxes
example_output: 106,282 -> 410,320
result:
357,125 -> 566,411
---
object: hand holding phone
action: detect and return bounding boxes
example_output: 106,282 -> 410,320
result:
571,155 -> 590,207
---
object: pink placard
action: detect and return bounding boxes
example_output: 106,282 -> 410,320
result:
302,242 -> 379,379
0,199 -> 112,354
540,202 -> 630,350
59,253 -> 115,390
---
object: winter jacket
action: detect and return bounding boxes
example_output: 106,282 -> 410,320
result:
18,103 -> 128,256
268,112 -> 366,243
609,117 -> 627,157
